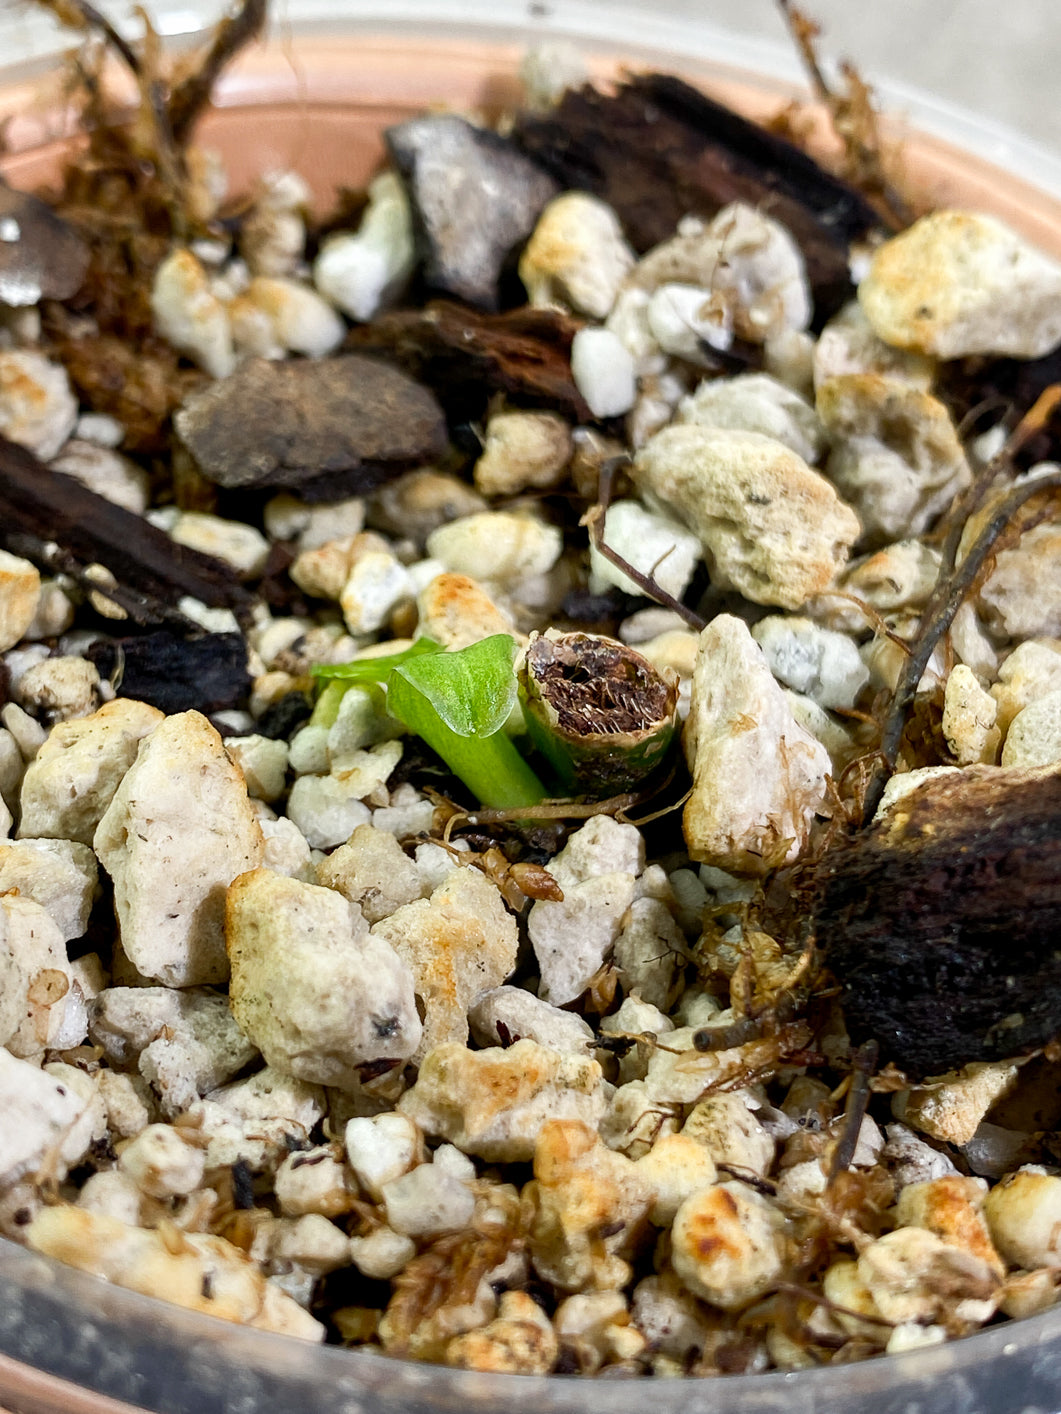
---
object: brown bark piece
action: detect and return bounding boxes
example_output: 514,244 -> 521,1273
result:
348,301 -> 590,423
815,765 -> 1061,1078
174,354 -> 448,500
0,433 -> 252,621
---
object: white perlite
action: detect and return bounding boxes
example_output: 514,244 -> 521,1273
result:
226,869 -> 421,1089
519,192 -> 635,319
371,865 -> 519,1058
150,248 -> 235,379
587,499 -> 701,602
314,171 -> 416,322
816,374 -> 971,545
634,424 -> 860,611
0,1048 -> 97,1186
399,1039 -> 606,1162
676,372 -> 825,464
570,328 -> 637,418
0,893 -> 76,1060
0,350 -> 78,460
93,711 -> 265,987
751,616 -> 869,711
682,615 -> 831,874
858,210 -> 1061,359
0,550 -> 42,654
17,698 -> 164,845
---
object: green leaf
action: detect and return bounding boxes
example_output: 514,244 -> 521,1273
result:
310,637 -> 444,683
386,635 -> 546,809
389,634 -> 520,737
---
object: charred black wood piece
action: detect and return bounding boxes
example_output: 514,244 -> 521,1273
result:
347,302 -> 590,424
87,631 -> 250,715
0,434 -> 253,621
513,73 -> 884,316
814,766 -> 1061,1079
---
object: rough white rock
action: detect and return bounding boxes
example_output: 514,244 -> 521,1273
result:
314,171 -> 415,322
0,837 -> 97,941
240,170 -> 309,278
635,1133 -> 718,1225
671,1182 -> 787,1310
856,1226 -> 999,1327
416,572 -> 518,650
17,655 -> 101,722
604,286 -> 664,375
226,868 -> 421,1088
427,511 -> 563,589
151,248 -> 235,378
646,283 -> 734,362
682,615 -> 831,873
682,1092 -> 776,1176
0,1048 -> 97,1186
118,1124 -> 206,1198
473,408 -> 571,498
51,440 -> 150,514
231,277 -> 345,359
993,639 -> 1061,733
95,1070 -> 155,1141
18,699 -> 160,845
751,615 -> 869,711
168,512 -> 270,578
0,350 -> 78,460
519,192 -> 635,319
0,892 -> 75,1059
518,40 -> 589,112
90,984 -> 259,1116
345,1112 -> 422,1200
984,1167 -> 1061,1269
273,1145 -> 354,1218
192,1066 -> 326,1174
468,985 -> 594,1053
632,205 -> 811,341
570,328 -> 638,418
587,498 -> 701,601
223,734 -> 289,803
284,773 -> 372,850
27,1205 -> 323,1340
0,550 -> 41,653
612,897 -> 686,1011
371,865 -> 519,1058
635,424 -> 859,611
529,1118 -> 653,1292
817,374 -> 971,544
399,1039 -> 606,1162
76,1170 -> 144,1226
942,665 -> 1000,766
339,551 -> 412,634
813,300 -> 935,392
1001,688 -> 1061,767
20,580 -> 75,643
677,372 -> 824,463
631,1273 -> 714,1359
977,520 -> 1061,641
382,1154 -> 476,1237
528,869 -> 637,1006
893,1061 -> 1019,1147
859,210 -> 1061,359
93,711 -> 265,987
316,822 -> 422,925
349,1225 -> 416,1279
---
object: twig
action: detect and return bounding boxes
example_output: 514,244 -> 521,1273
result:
775,0 -> 912,229
168,0 -> 268,145
827,1038 -> 877,1183
861,389 -> 1061,824
582,455 -> 707,631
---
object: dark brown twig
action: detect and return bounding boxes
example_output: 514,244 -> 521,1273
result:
168,0 -> 268,145
827,1038 -> 878,1183
583,456 -> 707,631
